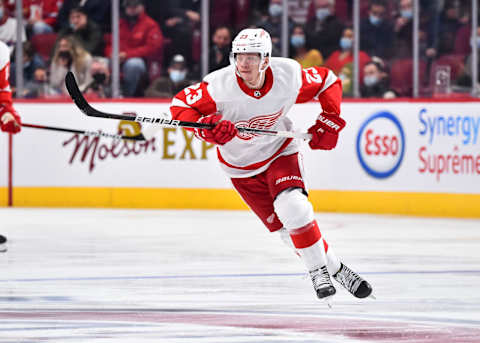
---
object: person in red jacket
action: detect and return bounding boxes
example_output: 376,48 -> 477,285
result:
105,0 -> 163,96
8,0 -> 62,35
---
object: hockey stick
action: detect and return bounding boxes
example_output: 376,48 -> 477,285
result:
21,123 -> 145,140
65,72 -> 312,140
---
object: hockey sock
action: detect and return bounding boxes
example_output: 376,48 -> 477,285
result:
288,220 -> 328,271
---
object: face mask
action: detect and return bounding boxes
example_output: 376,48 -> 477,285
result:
290,35 -> 305,48
401,9 -> 413,19
316,8 -> 330,21
93,72 -> 107,84
126,14 -> 139,23
269,4 -> 282,17
58,51 -> 72,60
369,14 -> 382,26
169,69 -> 186,83
364,74 -> 379,87
69,22 -> 76,30
340,37 -> 352,50
0,8 -> 4,18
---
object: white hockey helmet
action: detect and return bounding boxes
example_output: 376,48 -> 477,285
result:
230,28 -> 272,72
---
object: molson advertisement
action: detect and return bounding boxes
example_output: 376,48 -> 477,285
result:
1,100 -> 479,215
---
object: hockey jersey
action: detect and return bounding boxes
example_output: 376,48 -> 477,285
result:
0,40 -> 12,107
170,57 -> 342,178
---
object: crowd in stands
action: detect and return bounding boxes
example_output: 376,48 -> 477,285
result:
1,0 -> 477,99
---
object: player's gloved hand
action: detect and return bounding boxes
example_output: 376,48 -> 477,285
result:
307,112 -> 346,150
196,113 -> 237,145
0,105 -> 22,134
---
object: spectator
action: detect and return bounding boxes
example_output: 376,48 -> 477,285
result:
324,27 -> 370,78
256,0 -> 294,56
57,6 -> 103,56
10,41 -> 45,88
49,36 -> 92,95
305,0 -> 344,60
289,24 -> 323,68
288,0 -> 312,25
393,0 -> 413,58
0,0 -> 26,51
105,0 -> 163,97
210,0 -> 251,33
360,0 -> 394,59
145,54 -> 194,98
84,57 -> 111,98
426,1 -> 467,60
57,0 -> 110,30
360,58 -> 396,98
159,0 -> 200,69
23,67 -> 56,98
24,0 -> 62,35
209,26 -> 232,72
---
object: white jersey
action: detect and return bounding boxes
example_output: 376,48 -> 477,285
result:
171,57 -> 341,178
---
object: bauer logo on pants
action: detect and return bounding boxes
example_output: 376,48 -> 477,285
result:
356,111 -> 405,179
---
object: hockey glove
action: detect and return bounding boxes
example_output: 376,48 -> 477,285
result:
307,112 -> 346,150
196,113 -> 237,145
0,105 -> 22,134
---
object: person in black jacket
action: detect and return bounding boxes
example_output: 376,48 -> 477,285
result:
360,59 -> 396,98
360,0 -> 394,59
57,0 -> 110,31
305,0 -> 344,60
57,6 -> 104,56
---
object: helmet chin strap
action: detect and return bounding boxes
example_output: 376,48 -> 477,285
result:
234,55 -> 269,89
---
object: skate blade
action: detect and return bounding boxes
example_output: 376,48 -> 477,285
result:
368,294 -> 376,300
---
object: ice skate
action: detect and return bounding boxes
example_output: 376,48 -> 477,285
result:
0,234 -> 7,253
310,265 -> 336,303
333,263 -> 373,298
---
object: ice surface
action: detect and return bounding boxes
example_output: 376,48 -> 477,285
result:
1,208 -> 479,342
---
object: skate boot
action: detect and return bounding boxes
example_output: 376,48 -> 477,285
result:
0,234 -> 7,253
333,263 -> 372,298
309,265 -> 336,300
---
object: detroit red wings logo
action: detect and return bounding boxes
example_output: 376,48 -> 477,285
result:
235,108 -> 284,140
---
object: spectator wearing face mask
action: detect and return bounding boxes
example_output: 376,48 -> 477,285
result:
289,24 -> 323,68
360,59 -> 396,98
105,0 -> 163,97
209,26 -> 232,72
393,0 -> 414,58
305,0 -> 344,60
145,54 -> 195,98
84,57 -> 111,98
49,36 -> 93,95
57,6 -> 104,56
360,0 -> 394,59
23,67 -> 56,98
256,0 -> 294,56
324,27 -> 370,82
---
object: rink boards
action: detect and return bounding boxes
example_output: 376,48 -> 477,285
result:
1,99 -> 479,217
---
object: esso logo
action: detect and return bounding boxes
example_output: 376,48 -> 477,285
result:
356,111 -> 405,178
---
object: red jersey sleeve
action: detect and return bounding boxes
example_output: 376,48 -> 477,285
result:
295,66 -> 342,115
0,61 -> 12,107
170,82 -> 218,132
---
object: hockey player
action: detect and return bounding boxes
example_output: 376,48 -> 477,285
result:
170,28 -> 372,302
0,40 -> 22,253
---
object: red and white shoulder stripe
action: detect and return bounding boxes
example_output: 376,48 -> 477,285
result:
170,81 -> 218,126
295,66 -> 339,103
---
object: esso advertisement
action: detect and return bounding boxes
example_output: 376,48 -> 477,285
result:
418,107 -> 480,182
356,111 -> 405,179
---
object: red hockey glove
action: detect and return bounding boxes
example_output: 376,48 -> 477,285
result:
307,112 -> 346,150
196,113 -> 237,145
0,104 -> 22,134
